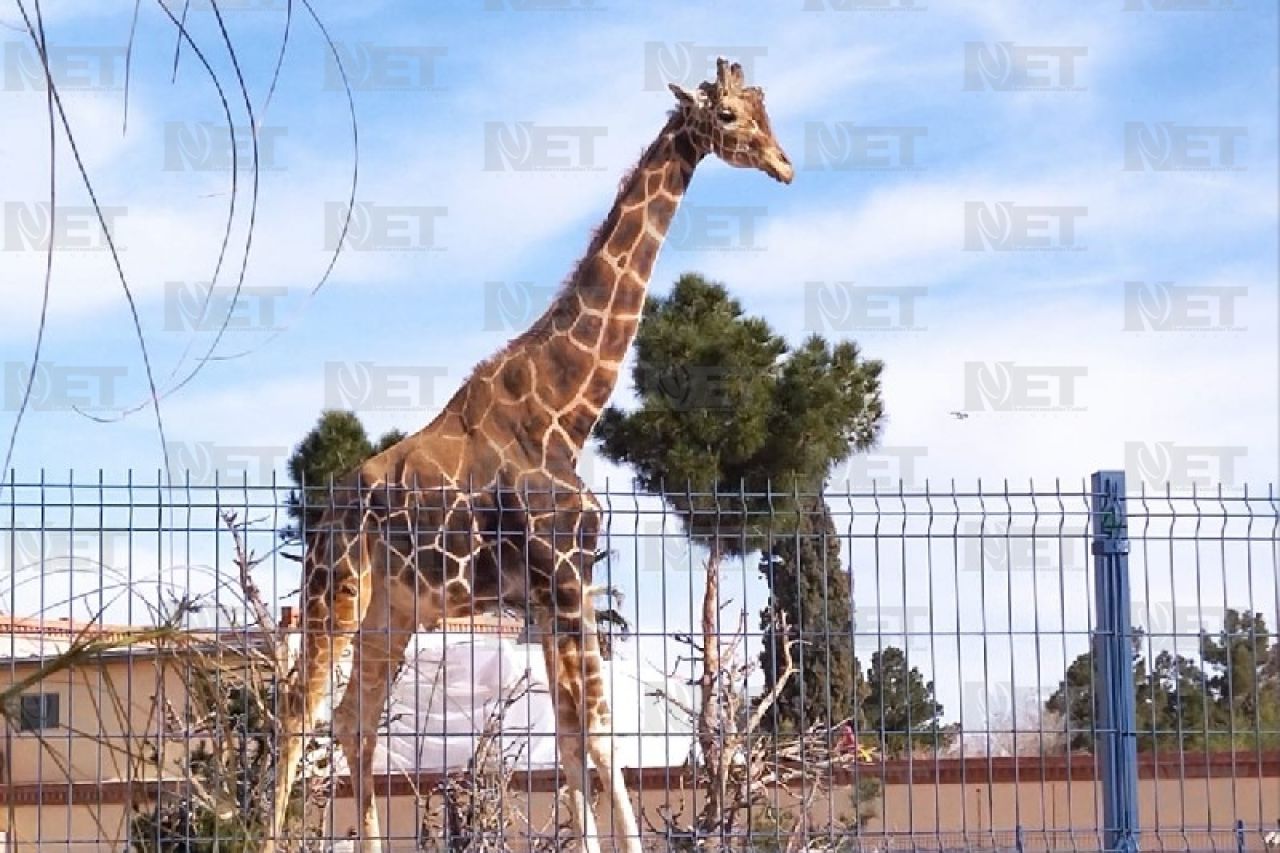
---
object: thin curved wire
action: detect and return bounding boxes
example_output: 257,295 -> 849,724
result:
84,0 -> 360,416
9,0 -> 173,485
124,0 -> 244,397
76,0 -> 259,424
121,0 -> 143,134
0,0 -> 56,484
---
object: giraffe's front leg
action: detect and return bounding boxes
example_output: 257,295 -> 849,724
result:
539,617 -> 605,853
575,492 -> 644,853
571,593 -> 643,853
531,489 -> 642,853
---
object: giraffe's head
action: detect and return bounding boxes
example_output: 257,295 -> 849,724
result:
669,57 -> 794,184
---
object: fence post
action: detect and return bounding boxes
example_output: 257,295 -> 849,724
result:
1091,470 -> 1139,853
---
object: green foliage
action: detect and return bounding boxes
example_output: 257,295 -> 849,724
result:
126,675 -> 282,852
757,498 -> 865,734
744,803 -> 800,853
285,409 -> 405,534
1200,609 -> 1274,720
861,647 -> 950,757
375,428 -> 408,453
594,273 -> 883,557
1143,649 -> 1212,751
1047,609 -> 1280,752
1047,631 -> 1147,753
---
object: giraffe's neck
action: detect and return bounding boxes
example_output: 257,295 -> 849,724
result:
454,115 -> 702,462
548,117 -> 700,425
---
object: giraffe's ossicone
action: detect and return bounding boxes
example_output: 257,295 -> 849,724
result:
266,57 -> 793,853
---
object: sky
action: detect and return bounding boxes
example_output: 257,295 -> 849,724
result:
0,0 -> 1277,731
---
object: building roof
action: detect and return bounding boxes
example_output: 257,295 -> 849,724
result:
0,610 -> 529,664
0,613 -> 274,664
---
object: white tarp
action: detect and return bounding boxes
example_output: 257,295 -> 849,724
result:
321,631 -> 694,776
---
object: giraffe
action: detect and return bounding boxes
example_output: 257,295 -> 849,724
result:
267,58 -> 793,853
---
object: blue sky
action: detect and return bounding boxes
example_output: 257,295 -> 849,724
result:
1,1 -> 1277,728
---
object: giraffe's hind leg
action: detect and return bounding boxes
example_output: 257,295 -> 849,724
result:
267,537 -> 366,853
331,581 -> 417,853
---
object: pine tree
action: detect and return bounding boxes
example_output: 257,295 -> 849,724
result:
594,272 -> 885,834
757,497 -> 864,735
594,274 -> 884,730
1145,648 -> 1211,751
861,646 -> 948,757
284,410 -> 405,537
595,273 -> 883,556
1045,612 -> 1280,753
1199,609 -> 1280,749
1047,630 -> 1150,753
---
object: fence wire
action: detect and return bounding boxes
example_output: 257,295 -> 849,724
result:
0,474 -> 1277,852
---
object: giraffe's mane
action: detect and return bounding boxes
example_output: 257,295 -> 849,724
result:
458,110 -> 686,389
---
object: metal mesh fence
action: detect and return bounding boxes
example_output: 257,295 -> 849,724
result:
1,474 -> 1277,852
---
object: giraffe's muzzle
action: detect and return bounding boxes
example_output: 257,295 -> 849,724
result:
763,148 -> 795,184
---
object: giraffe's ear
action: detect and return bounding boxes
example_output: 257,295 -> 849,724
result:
668,83 -> 698,107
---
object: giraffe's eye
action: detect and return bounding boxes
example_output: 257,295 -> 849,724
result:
716,108 -> 736,124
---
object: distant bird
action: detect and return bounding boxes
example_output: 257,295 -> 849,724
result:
950,411 -> 970,420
